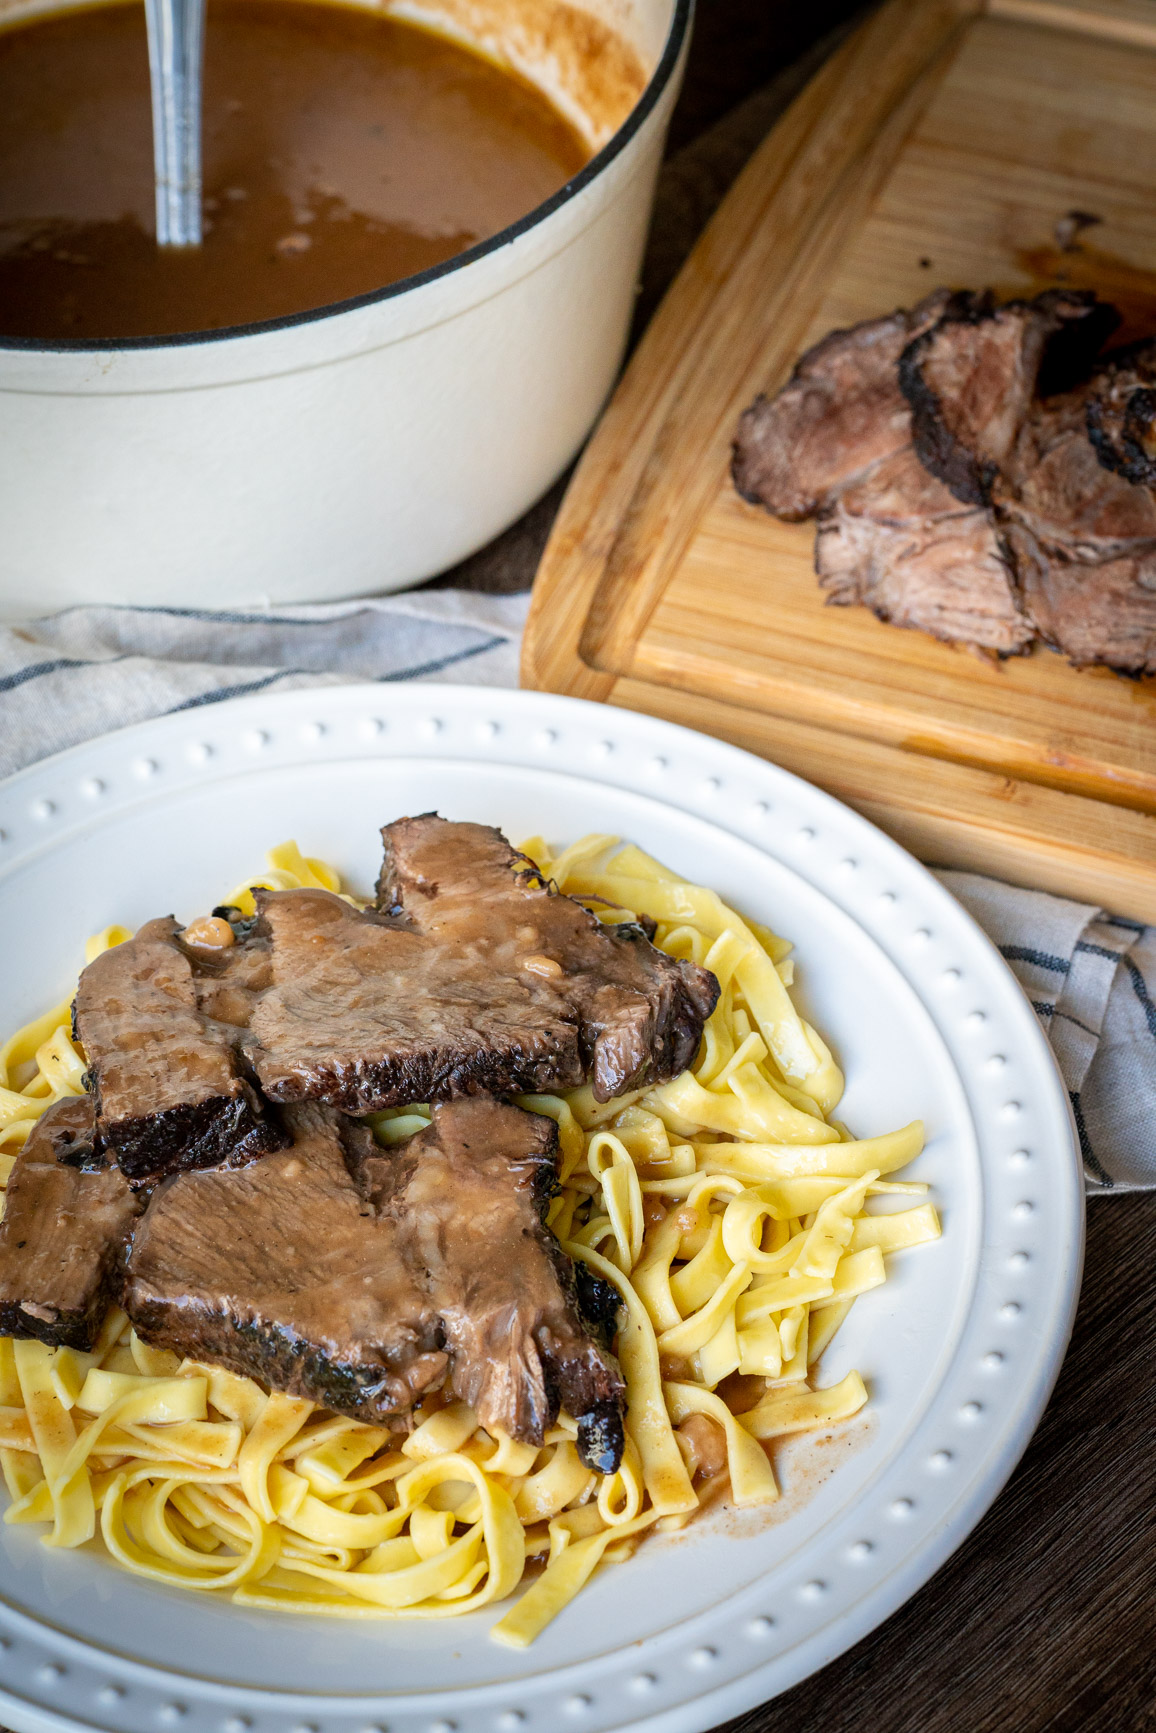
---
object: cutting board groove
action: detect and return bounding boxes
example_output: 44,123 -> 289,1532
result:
523,0 -> 1156,920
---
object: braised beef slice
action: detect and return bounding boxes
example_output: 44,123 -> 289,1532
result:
0,1097 -> 141,1350
74,917 -> 286,1186
247,888 -> 586,1112
995,387 -> 1156,673
124,1103 -> 448,1421
375,816 -> 719,1101
1085,339 -> 1156,487
372,1099 -> 625,1472
731,289 -> 955,519
898,289 -> 1119,507
816,445 -> 1034,654
125,1096 -> 625,1469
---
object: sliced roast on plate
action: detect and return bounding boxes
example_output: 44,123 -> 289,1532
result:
246,887 -> 587,1110
0,1096 -> 142,1350
816,445 -> 1034,654
367,1097 -> 625,1472
73,917 -> 287,1186
732,288 -> 954,519
125,1097 -> 626,1468
124,1102 -> 449,1421
996,386 -> 1156,673
247,819 -> 717,1110
376,815 -> 719,1100
897,289 -> 1120,506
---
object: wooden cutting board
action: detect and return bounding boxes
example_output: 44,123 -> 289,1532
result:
521,0 -> 1156,921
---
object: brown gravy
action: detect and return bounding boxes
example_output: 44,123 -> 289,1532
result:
0,0 -> 591,341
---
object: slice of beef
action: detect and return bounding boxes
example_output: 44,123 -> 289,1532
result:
376,816 -> 718,1101
247,888 -> 586,1112
125,1096 -> 626,1469
995,388 -> 1156,672
731,288 -> 955,519
123,1103 -> 448,1421
248,822 -> 717,1110
816,445 -> 1035,654
1012,538 -> 1156,673
0,1097 -> 141,1350
1085,339 -> 1156,487
364,1099 -> 625,1472
74,917 -> 286,1187
898,289 -> 1119,507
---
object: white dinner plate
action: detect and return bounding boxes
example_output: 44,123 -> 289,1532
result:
0,684 -> 1082,1733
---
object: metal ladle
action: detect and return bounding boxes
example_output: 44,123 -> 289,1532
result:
144,0 -> 206,246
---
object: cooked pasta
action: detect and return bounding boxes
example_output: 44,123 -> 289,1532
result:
0,833 -> 940,1643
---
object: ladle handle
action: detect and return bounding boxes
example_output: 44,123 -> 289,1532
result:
144,0 -> 206,247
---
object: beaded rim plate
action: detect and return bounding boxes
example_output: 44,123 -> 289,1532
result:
0,684 -> 1083,1733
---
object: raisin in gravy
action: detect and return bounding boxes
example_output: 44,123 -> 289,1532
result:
0,0 -> 590,341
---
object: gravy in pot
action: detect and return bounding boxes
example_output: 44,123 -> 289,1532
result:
0,0 -> 591,341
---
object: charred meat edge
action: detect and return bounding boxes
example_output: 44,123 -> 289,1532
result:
1085,339 -> 1156,488
72,914 -> 286,1187
898,289 -> 1120,508
0,1096 -> 141,1351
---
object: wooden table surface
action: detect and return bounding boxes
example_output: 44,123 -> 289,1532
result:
444,9 -> 1155,1728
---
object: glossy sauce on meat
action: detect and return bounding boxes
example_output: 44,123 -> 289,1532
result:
0,0 -> 590,341
247,819 -> 718,1110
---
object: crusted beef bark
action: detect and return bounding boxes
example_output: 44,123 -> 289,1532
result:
74,917 -> 286,1186
375,816 -> 719,1101
1085,339 -> 1156,487
816,445 -> 1034,654
0,1097 -> 141,1350
995,388 -> 1156,673
362,1099 -> 626,1472
123,1103 -> 447,1420
731,289 -> 954,518
898,289 -> 1119,507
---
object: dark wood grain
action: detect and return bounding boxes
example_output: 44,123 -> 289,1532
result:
711,1193 -> 1156,1733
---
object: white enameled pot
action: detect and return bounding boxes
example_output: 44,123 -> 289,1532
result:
0,0 -> 689,617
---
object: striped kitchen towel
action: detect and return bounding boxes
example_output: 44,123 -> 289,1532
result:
937,871 -> 1154,1191
0,590 -> 1148,1190
0,589 -> 528,780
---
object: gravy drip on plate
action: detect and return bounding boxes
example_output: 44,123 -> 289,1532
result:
0,0 -> 591,341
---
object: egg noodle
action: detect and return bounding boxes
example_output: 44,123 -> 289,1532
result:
0,836 -> 940,1645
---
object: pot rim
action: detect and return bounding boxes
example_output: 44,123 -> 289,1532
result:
0,0 -> 693,358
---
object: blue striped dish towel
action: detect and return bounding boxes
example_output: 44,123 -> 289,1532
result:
0,591 -> 1146,1190
0,589 -> 527,779
936,871 -> 1153,1192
